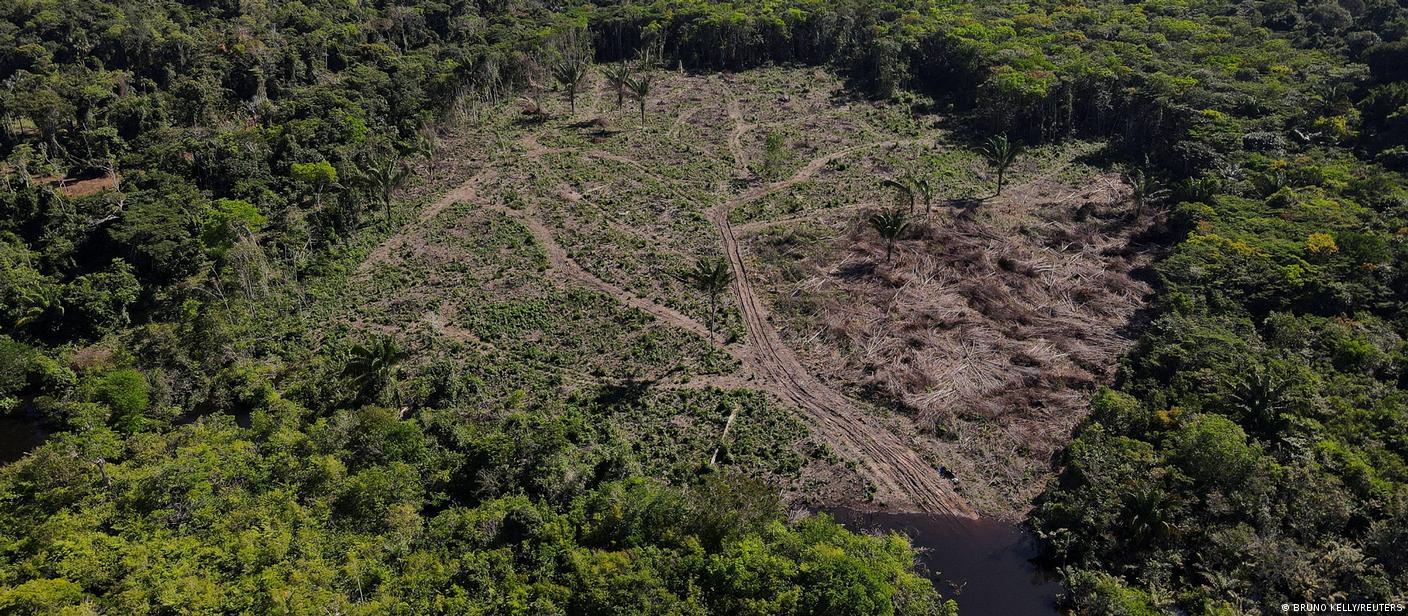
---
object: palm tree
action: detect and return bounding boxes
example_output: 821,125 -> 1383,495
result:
13,282 -> 64,332
1122,167 -> 1168,220
1225,362 -> 1295,435
601,62 -> 632,110
517,96 -> 547,122
414,125 -> 439,183
342,336 -> 405,407
1251,169 -> 1288,198
356,154 -> 411,224
867,208 -> 910,264
1175,176 -> 1219,204
552,58 -> 590,114
1198,567 -> 1249,614
980,134 -> 1018,196
882,174 -> 935,218
913,177 -> 934,218
881,177 -> 916,214
676,258 -> 733,341
624,73 -> 654,124
1122,484 -> 1173,546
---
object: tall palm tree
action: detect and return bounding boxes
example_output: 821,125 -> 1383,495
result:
342,336 -> 405,407
356,154 -> 411,224
601,62 -> 632,110
552,58 -> 590,114
980,134 -> 1018,196
676,258 -> 733,341
624,73 -> 654,124
867,208 -> 910,264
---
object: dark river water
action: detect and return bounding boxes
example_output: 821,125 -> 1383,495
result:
0,413 -> 49,464
824,507 -> 1061,616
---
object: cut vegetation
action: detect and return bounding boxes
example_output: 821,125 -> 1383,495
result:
8,0 -> 1408,611
343,67 -> 1156,519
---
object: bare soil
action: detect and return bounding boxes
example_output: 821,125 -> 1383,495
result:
714,82 -> 975,516
746,171 -> 1158,517
350,68 -> 1153,519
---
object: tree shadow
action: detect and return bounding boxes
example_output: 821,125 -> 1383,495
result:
592,364 -> 685,406
946,196 -> 984,220
833,260 -> 876,281
566,117 -> 620,142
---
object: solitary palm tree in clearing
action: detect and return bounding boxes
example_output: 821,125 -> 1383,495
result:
356,154 -> 410,225
343,336 -> 406,408
553,58 -> 590,114
868,208 -> 910,264
624,73 -> 655,124
980,134 -> 1018,196
676,258 -> 733,341
881,174 -> 935,218
601,62 -> 632,109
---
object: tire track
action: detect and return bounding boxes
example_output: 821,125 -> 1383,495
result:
725,92 -> 752,177
358,157 -> 722,347
361,93 -> 975,515
356,169 -> 498,274
713,85 -> 975,516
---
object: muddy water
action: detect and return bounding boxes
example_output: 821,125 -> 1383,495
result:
0,413 -> 49,464
824,507 -> 1061,616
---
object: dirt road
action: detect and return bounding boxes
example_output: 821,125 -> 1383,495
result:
711,88 -> 975,515
357,90 -> 976,516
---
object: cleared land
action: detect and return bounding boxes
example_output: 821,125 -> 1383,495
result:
345,67 -> 1153,518
746,161 -> 1158,515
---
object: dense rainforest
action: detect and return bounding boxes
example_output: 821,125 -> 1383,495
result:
1,0 -> 1406,614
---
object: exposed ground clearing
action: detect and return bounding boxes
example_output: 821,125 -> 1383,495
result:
713,82 -> 975,516
746,162 -> 1156,516
349,68 -> 1150,518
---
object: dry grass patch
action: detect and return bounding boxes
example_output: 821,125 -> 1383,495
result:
749,170 -> 1159,517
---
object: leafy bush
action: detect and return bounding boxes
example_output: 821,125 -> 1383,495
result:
91,369 -> 148,429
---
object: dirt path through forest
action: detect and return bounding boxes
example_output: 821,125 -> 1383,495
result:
359,91 -> 975,515
711,85 -> 976,517
357,162 -> 722,346
488,203 -> 724,346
